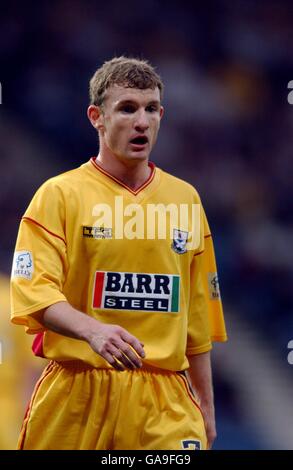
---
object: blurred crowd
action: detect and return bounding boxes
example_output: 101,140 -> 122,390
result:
1,0 -> 293,449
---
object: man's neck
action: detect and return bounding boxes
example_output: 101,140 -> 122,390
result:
95,153 -> 152,191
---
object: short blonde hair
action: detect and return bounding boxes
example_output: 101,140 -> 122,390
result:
89,56 -> 164,106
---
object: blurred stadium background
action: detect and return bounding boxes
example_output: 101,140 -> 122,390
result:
1,0 -> 293,449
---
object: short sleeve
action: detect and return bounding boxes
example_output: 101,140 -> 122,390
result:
10,181 -> 68,333
186,206 -> 227,355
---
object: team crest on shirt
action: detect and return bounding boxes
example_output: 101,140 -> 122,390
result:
12,251 -> 34,280
171,229 -> 188,254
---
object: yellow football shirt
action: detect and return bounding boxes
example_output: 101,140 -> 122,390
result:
11,158 -> 227,371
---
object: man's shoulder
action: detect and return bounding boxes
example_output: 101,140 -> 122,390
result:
158,167 -> 201,202
38,164 -> 86,193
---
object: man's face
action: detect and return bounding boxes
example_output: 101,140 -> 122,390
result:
97,85 -> 163,162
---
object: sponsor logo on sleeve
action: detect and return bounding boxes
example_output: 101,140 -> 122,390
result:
12,251 -> 34,280
92,271 -> 180,313
208,272 -> 220,300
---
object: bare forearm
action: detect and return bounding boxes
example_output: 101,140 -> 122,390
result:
40,301 -> 98,342
187,351 -> 216,449
187,351 -> 214,407
33,301 -> 145,371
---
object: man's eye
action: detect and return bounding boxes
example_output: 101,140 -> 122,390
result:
146,106 -> 158,113
121,105 -> 135,113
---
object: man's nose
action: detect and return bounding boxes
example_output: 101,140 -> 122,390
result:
134,110 -> 149,131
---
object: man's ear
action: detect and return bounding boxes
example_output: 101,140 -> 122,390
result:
87,105 -> 104,131
160,106 -> 164,119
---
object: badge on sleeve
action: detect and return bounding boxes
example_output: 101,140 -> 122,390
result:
12,251 -> 34,280
208,272 -> 220,300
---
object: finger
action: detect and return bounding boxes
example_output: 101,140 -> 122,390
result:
206,430 -> 216,450
118,351 -> 137,370
103,351 -> 125,371
107,344 -> 136,370
120,331 -> 145,358
207,439 -> 213,450
113,339 -> 143,368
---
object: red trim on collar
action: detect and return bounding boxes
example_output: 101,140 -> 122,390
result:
90,157 -> 156,195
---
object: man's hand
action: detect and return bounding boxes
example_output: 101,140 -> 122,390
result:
200,402 -> 217,449
87,322 -> 145,371
187,352 -> 217,450
39,302 -> 145,371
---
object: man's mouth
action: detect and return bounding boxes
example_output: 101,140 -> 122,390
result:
130,136 -> 148,146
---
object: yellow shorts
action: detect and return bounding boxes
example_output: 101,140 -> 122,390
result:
18,361 -> 207,450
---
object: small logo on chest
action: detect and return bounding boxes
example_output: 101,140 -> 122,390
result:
83,226 -> 112,239
171,229 -> 188,254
